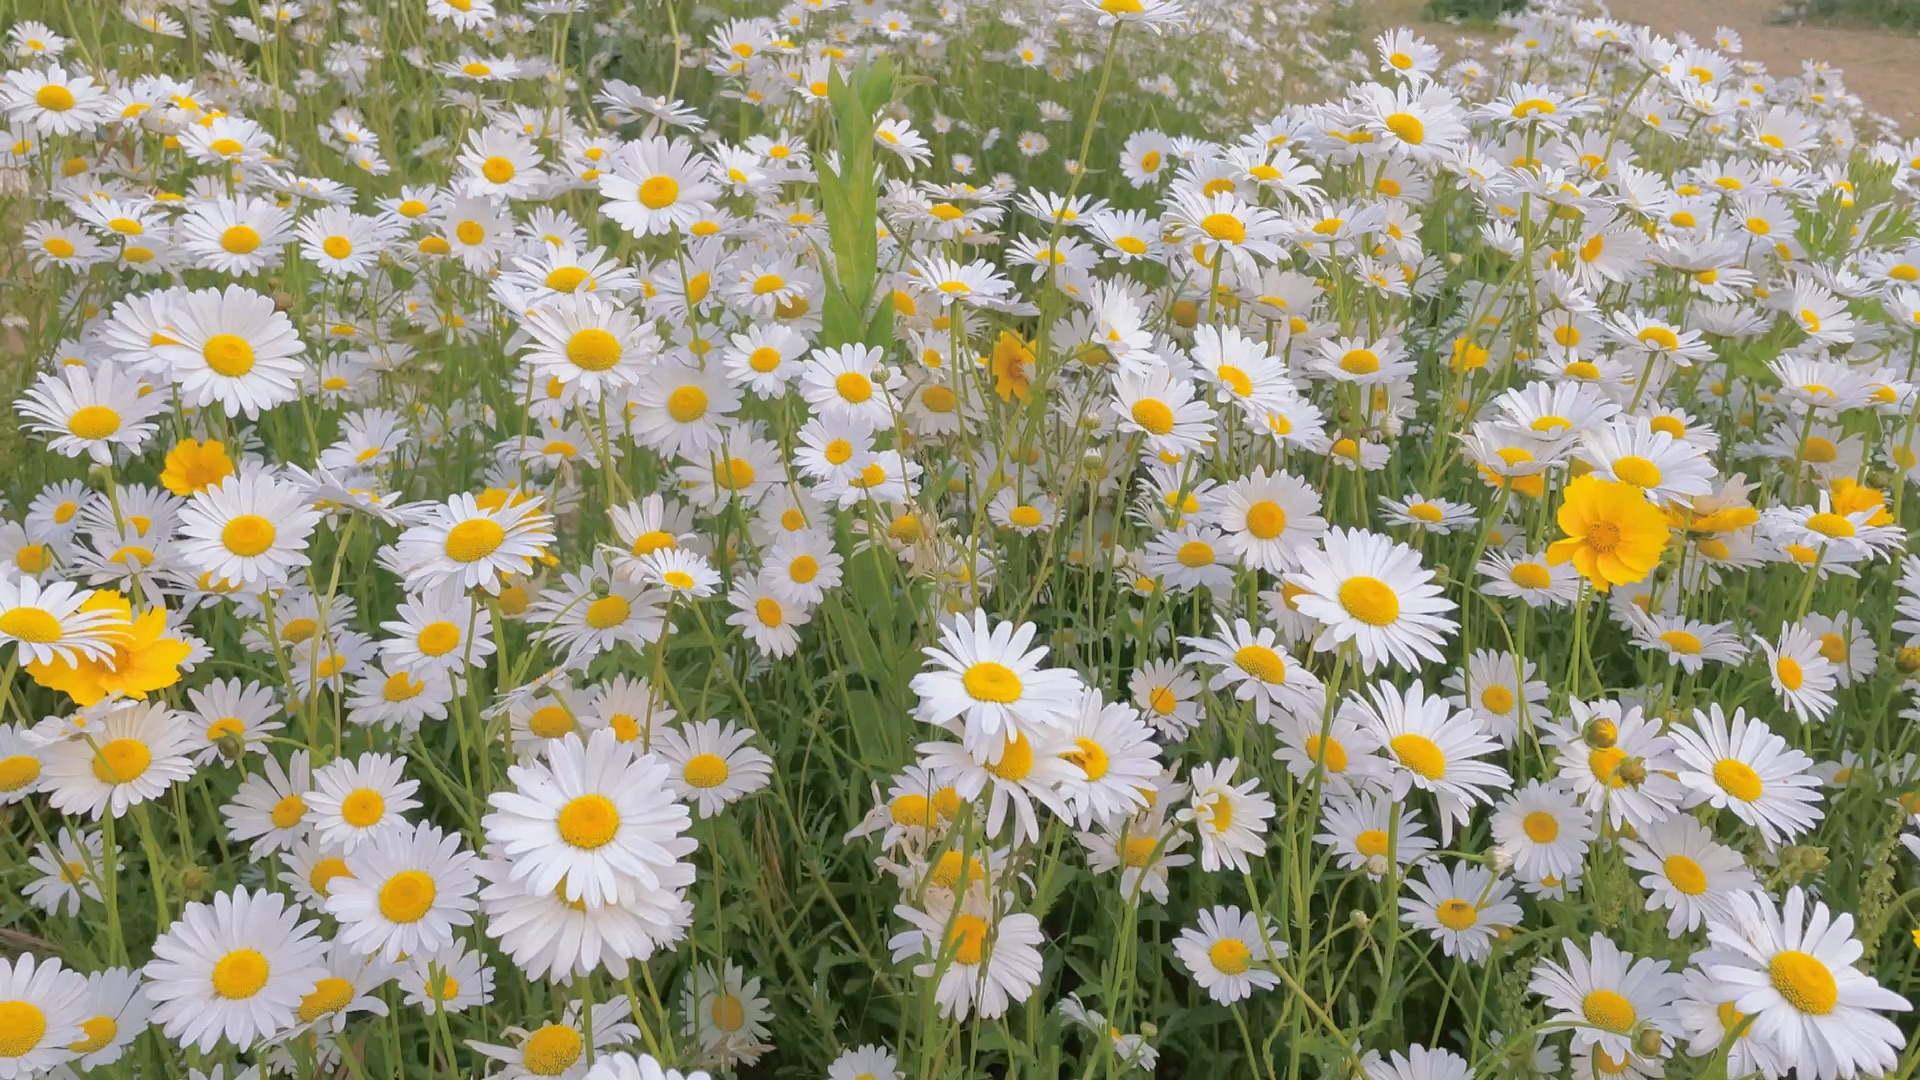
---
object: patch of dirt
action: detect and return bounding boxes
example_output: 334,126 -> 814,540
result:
1605,0 -> 1920,131
1360,0 -> 1920,133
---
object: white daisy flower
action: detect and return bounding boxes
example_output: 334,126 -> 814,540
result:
1622,814 -> 1761,934
1287,528 -> 1458,672
1351,679 -> 1509,844
1173,905 -> 1284,1004
304,751 -> 421,853
1529,932 -> 1684,1058
1400,861 -> 1522,964
1704,888 -> 1910,1080
142,886 -> 329,1053
653,719 -> 774,818
1669,703 -> 1824,847
481,728 -> 698,907
326,821 -> 481,961
909,608 -> 1085,762
39,700 -> 196,820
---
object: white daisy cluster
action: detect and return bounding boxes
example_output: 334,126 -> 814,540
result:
3,0 -> 1920,1076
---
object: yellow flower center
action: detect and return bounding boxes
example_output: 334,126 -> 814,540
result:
1244,500 -> 1286,539
309,857 -> 352,897
1660,630 -> 1703,655
556,794 -> 619,848
544,266 -> 589,291
1664,854 -> 1708,895
1391,734 -> 1446,780
220,224 -> 261,254
962,661 -> 1022,703
1062,737 -> 1109,780
0,607 -> 63,644
67,1014 -> 116,1053
57,402 -> 130,444
1805,512 -> 1854,538
1338,576 -> 1399,626
585,596 -> 630,630
444,518 -> 506,562
1384,112 -> 1424,144
0,755 -> 40,792
383,672 -> 423,702
417,621 -> 461,656
522,1024 -> 584,1075
527,705 -> 574,739
710,993 -> 746,1032
1611,455 -> 1663,489
684,753 -> 730,788
0,1001 -> 47,1057
835,371 -> 874,403
1355,829 -> 1389,858
1776,657 -> 1804,691
378,869 -> 437,922
947,914 -> 989,965
271,793 -> 307,829
1130,399 -> 1175,435
91,739 -> 151,784
341,789 -> 385,827
889,793 -> 934,828
297,977 -> 356,1023
13,545 -> 49,574
1304,734 -> 1346,773
566,328 -> 623,371
211,948 -> 270,999
987,733 -> 1035,782
1522,811 -> 1558,843
1198,213 -> 1245,244
1713,758 -> 1763,801
1582,989 -> 1636,1032
1769,951 -> 1838,1014
35,84 -> 76,111
203,334 -> 256,376
481,156 -> 516,183
1435,899 -> 1477,931
222,514 -> 276,556
666,385 -> 708,423
1176,540 -> 1215,568
1588,746 -> 1629,789
1233,644 -> 1287,683
1208,938 -> 1252,975
638,175 -> 680,210
755,598 -> 784,627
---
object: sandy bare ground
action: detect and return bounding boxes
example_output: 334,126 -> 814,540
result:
1364,0 -> 1920,133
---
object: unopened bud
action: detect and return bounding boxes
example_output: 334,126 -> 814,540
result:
1780,845 -> 1829,882
1365,854 -> 1391,878
1582,718 -> 1617,749
1615,756 -> 1648,787
1485,844 -> 1514,874
179,864 -> 210,897
272,292 -> 294,312
1348,908 -> 1372,930
1897,646 -> 1920,674
216,730 -> 248,762
1138,1022 -> 1158,1038
1634,1027 -> 1666,1058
